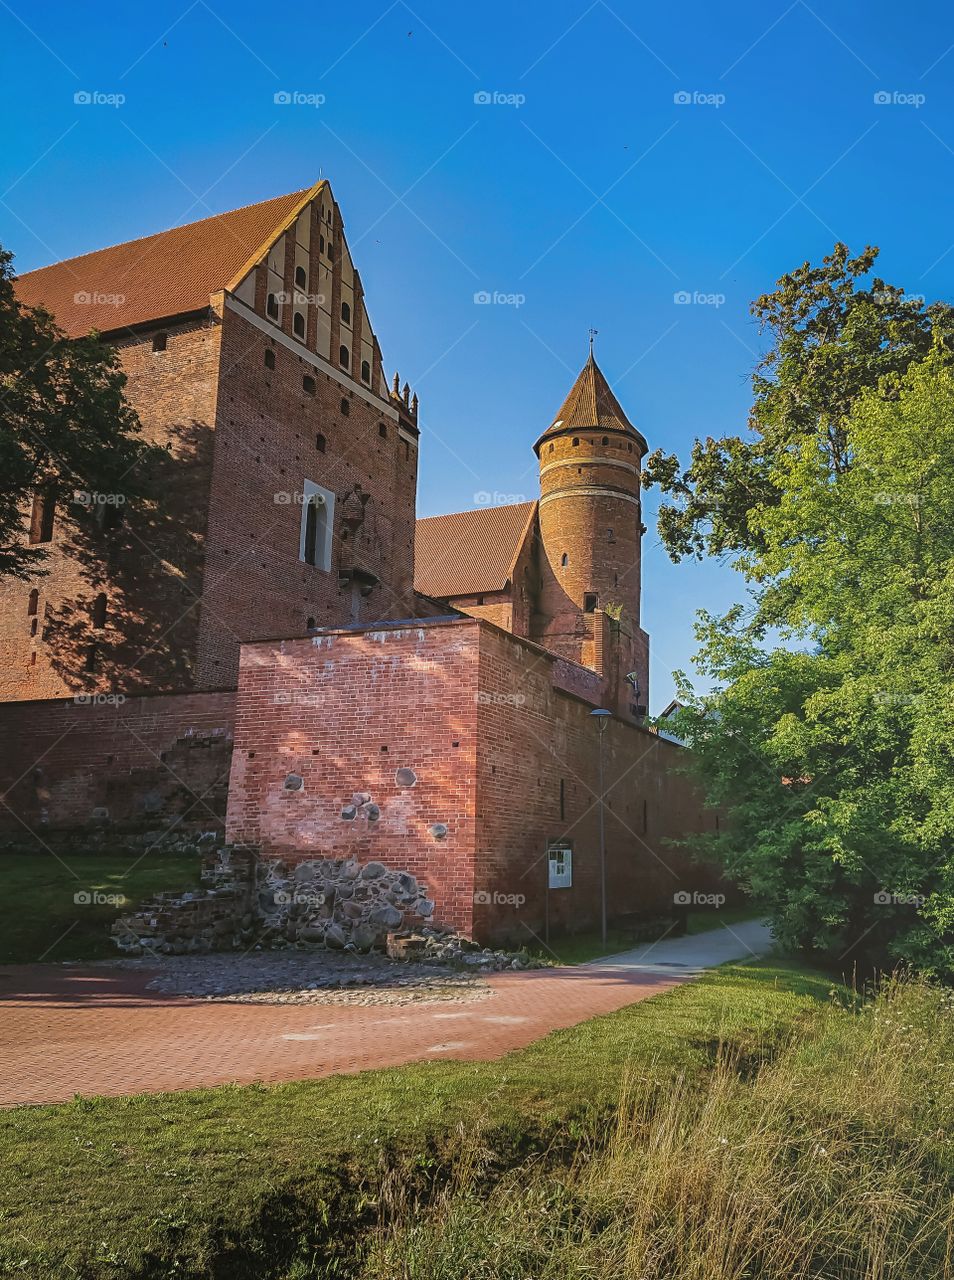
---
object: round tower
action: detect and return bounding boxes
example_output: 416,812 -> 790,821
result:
531,349 -> 648,700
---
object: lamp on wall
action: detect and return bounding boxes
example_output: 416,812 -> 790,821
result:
590,708 -> 611,947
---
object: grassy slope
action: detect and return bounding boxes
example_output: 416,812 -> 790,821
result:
0,853 -> 200,964
531,908 -> 762,966
0,960 -> 828,1278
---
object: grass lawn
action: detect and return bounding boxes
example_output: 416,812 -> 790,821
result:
0,959 -> 835,1278
532,906 -> 763,966
0,852 -> 201,965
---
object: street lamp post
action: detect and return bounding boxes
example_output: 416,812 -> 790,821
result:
591,708 -> 611,947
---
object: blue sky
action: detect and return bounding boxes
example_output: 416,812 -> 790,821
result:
3,1 -> 953,709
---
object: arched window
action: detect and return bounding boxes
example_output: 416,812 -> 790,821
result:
266,293 -> 280,320
341,301 -> 351,324
339,345 -> 349,369
560,553 -> 568,568
306,616 -> 316,630
361,359 -> 371,383
300,484 -> 334,571
549,442 -> 554,453
293,312 -> 305,338
92,593 -> 107,629
571,437 -> 580,447
295,265 -> 307,288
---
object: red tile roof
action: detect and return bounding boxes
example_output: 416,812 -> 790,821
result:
535,353 -> 647,454
14,189 -> 311,338
415,501 -> 537,598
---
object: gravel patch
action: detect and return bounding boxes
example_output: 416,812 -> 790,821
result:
93,950 -> 492,1006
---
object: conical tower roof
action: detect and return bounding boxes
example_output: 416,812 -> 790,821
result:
534,352 -> 647,456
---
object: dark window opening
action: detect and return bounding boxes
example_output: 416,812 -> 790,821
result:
361,359 -> 371,383
84,644 -> 97,672
315,433 -> 326,453
319,234 -> 325,253
572,437 -> 580,447
98,503 -> 123,533
266,293 -> 280,320
27,589 -> 38,617
642,798 -> 648,834
295,265 -> 307,288
583,592 -> 598,613
29,490 -> 55,544
340,301 -> 351,324
306,615 -> 316,629
340,398 -> 350,416
92,593 -> 107,628
152,332 -> 167,353
30,618 -> 38,636
304,501 -> 318,567
29,651 -> 36,667
549,442 -> 554,453
302,375 -> 316,395
293,312 -> 305,338
560,552 -> 568,568
378,422 -> 387,439
339,344 -> 349,369
602,435 -> 609,446
264,348 -> 276,370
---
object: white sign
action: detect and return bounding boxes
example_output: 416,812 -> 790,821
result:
548,839 -> 572,889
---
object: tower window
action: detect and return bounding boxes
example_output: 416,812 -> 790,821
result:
602,436 -> 609,446
319,234 -> 325,253
27,589 -> 39,617
378,422 -> 387,439
295,265 -> 307,288
340,398 -> 350,416
341,301 -> 351,324
583,592 -> 598,613
306,615 -> 316,630
361,359 -> 371,383
607,528 -> 615,541
84,644 -> 97,672
264,348 -> 276,370
293,312 -> 305,338
572,437 -> 580,447
549,442 -> 554,452
152,332 -> 167,353
266,293 -> 280,320
300,482 -> 334,570
339,345 -> 349,369
302,375 -> 316,395
92,593 -> 107,629
315,433 -> 326,453
628,443 -> 633,452
560,553 -> 568,568
29,490 -> 55,544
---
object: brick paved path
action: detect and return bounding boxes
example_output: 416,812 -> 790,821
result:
0,962 -> 685,1107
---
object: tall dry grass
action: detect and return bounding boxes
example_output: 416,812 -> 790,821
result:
363,978 -> 954,1279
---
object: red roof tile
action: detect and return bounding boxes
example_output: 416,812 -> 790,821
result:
415,501 -> 537,598
14,189 -> 310,338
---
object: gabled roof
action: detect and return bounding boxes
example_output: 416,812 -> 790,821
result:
415,501 -> 537,598
535,353 -> 647,455
14,187 -> 313,338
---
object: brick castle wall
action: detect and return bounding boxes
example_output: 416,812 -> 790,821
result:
223,617 -> 717,942
0,690 -> 235,835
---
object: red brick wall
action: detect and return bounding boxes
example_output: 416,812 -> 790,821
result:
0,317 -> 221,702
194,304 -> 419,689
225,621 -> 480,932
224,617 -> 717,943
0,690 -> 235,835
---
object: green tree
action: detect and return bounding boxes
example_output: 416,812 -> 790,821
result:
644,244 -> 954,563
0,245 -> 148,578
672,351 -> 954,976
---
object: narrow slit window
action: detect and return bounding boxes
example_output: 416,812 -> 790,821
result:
92,593 -> 107,628
29,490 -> 55,544
361,359 -> 371,383
339,344 -> 349,369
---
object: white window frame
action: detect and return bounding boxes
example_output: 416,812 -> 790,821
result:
547,839 -> 573,889
299,480 -> 335,571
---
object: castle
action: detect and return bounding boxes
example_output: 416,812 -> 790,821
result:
1,179 -> 715,942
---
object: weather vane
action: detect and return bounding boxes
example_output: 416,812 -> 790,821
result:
588,327 -> 598,356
